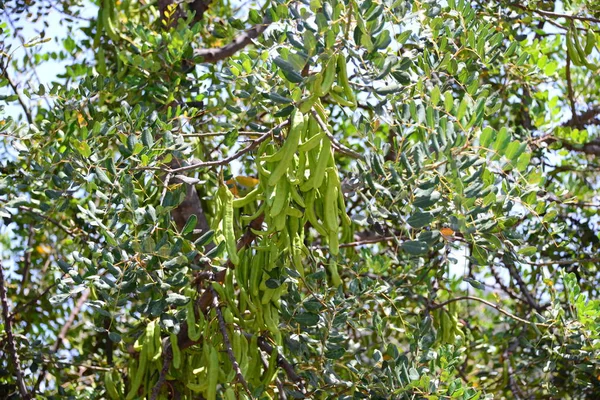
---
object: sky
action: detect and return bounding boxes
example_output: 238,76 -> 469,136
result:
2,2 -> 96,120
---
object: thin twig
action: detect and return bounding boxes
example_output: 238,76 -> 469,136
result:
211,287 -> 252,397
430,296 -> 549,327
4,11 -> 52,109
528,257 -> 600,266
10,279 -> 61,319
510,3 -> 600,24
169,122 -> 286,174
20,225 -> 35,298
17,206 -> 86,239
0,259 -> 31,399
159,172 -> 172,207
49,3 -> 92,21
313,236 -> 398,250
340,236 -> 397,248
180,131 -> 267,138
40,357 -> 112,371
310,109 -> 363,159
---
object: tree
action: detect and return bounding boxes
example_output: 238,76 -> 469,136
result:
1,0 -> 600,398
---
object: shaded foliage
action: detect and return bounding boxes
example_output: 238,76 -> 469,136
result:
1,0 -> 600,399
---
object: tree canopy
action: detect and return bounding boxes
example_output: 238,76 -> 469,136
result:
1,0 -> 600,399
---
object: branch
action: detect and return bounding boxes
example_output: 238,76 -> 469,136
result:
254,335 -> 305,390
310,108 -> 363,159
505,260 -> 542,311
537,134 -> 600,156
430,295 -> 549,327
194,18 -> 271,63
10,279 -> 60,319
339,235 -> 398,248
0,66 -> 33,124
17,205 -> 88,240
489,263 -> 527,304
151,215 -> 265,396
40,357 -> 112,371
211,287 -> 252,397
149,340 -> 173,400
180,130 -> 270,138
561,139 -> 600,156
175,215 -> 264,349
563,106 -> 600,129
34,289 -> 90,392
169,121 -> 286,174
48,3 -> 91,21
0,259 -> 31,399
167,160 -> 210,236
534,106 -> 600,154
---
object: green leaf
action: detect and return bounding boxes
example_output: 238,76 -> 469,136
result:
543,210 -> 558,222
401,240 -> 429,255
492,127 -> 510,158
141,129 -> 154,148
408,367 -> 420,381
45,189 -> 63,199
95,167 -> 112,185
165,293 -> 189,306
516,152 -> 531,172
194,230 -> 215,247
457,97 -> 469,120
505,140 -> 524,161
181,214 -> 197,235
413,188 -> 441,208
480,127 -> 495,148
444,91 -> 454,112
224,129 -> 239,147
293,313 -> 320,326
518,246 -> 537,256
471,245 -> 488,265
463,277 -> 485,290
205,241 -> 226,259
265,278 -> 281,289
374,30 -> 391,49
50,294 -> 70,305
324,346 -> 345,359
108,332 -> 122,343
265,92 -> 294,104
281,69 -> 304,83
273,56 -> 298,73
430,86 -> 441,106
407,212 -> 433,228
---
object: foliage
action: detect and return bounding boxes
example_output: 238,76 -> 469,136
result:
1,0 -> 600,399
